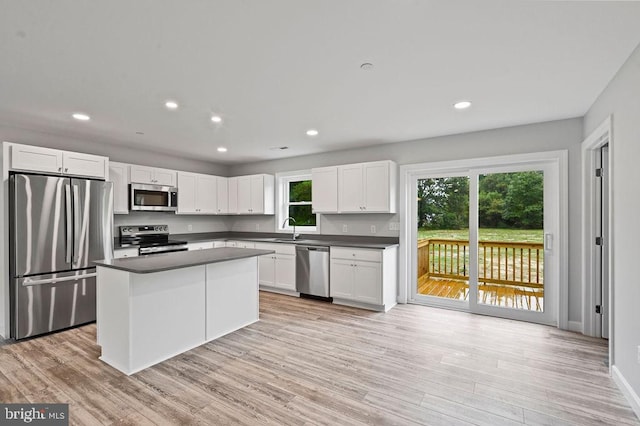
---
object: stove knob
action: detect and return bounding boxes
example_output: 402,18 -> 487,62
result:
163,225 -> 168,231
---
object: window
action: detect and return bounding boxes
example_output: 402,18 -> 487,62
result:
277,171 -> 318,233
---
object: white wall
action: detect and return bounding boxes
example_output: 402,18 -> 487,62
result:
584,43 -> 640,406
229,118 -> 585,323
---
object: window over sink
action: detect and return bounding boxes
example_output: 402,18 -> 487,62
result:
277,171 -> 318,233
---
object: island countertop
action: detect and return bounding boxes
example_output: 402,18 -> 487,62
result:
94,247 -> 275,274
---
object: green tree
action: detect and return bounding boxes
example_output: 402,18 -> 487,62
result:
417,177 -> 468,230
503,171 -> 543,228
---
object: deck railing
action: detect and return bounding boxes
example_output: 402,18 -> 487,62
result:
418,238 -> 544,289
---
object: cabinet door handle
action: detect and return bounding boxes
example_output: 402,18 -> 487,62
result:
58,167 -> 62,172
65,168 -> 68,172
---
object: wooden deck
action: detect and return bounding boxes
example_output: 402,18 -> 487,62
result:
418,275 -> 544,311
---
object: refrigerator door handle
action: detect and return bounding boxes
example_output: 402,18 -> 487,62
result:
21,272 -> 97,287
65,184 -> 73,264
72,184 -> 80,264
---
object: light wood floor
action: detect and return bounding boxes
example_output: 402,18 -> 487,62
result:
0,292 -> 637,425
418,276 -> 544,312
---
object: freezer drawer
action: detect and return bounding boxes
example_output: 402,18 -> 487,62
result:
12,270 -> 97,339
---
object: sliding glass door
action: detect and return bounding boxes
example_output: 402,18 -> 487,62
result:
412,161 -> 559,325
415,174 -> 470,309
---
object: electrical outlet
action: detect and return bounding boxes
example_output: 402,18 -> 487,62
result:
370,225 -> 376,233
342,224 -> 348,233
389,222 -> 400,231
255,223 -> 260,231
187,224 -> 193,232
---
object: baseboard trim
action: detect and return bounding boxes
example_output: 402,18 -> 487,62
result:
567,320 -> 583,333
612,365 -> 640,420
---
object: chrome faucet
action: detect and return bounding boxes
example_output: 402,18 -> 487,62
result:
282,217 -> 299,241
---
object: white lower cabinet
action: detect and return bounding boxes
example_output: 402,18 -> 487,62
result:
254,243 -> 296,292
226,240 -> 255,249
330,246 -> 397,311
187,241 -> 215,251
114,248 -> 139,259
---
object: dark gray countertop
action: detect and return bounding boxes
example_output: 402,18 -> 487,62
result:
176,232 -> 398,249
95,248 -> 274,274
113,232 -> 399,250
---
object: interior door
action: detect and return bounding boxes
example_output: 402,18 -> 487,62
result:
11,174 -> 70,276
596,145 -> 610,339
72,179 -> 113,270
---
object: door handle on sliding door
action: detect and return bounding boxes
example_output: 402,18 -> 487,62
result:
65,184 -> 72,264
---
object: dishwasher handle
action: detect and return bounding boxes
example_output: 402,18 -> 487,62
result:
296,245 -> 329,252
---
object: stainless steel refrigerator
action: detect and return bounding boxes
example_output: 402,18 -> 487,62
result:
9,173 -> 113,339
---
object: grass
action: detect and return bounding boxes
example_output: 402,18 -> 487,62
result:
418,228 -> 543,243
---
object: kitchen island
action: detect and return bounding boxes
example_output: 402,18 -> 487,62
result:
93,247 -> 274,375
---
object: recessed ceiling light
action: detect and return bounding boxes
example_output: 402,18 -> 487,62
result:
306,129 -> 319,137
211,115 -> 222,123
454,100 -> 472,110
72,113 -> 90,121
217,147 -> 227,153
165,100 -> 178,109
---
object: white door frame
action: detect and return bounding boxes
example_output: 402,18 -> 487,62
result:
581,117 -> 613,346
399,150 -> 569,328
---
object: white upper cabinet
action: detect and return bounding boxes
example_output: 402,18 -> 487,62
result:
198,174 -> 218,214
177,171 -> 218,214
108,161 -> 130,214
62,151 -> 107,178
228,177 -> 238,214
130,165 -> 177,186
216,177 -> 228,214
10,143 -> 106,178
311,166 -> 338,213
230,174 -> 274,215
338,160 -> 397,213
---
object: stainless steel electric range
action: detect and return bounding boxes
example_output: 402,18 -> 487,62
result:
119,225 -> 188,255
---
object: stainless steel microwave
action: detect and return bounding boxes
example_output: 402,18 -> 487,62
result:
130,183 -> 178,212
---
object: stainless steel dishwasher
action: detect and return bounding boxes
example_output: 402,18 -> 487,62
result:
296,245 -> 331,300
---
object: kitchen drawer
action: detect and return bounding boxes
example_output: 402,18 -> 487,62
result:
187,241 -> 214,251
253,242 -> 296,255
330,247 -> 382,263
114,248 -> 139,259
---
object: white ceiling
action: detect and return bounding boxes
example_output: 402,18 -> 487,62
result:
1,1 -> 640,164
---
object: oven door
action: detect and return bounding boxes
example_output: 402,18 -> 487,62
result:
130,183 -> 178,211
